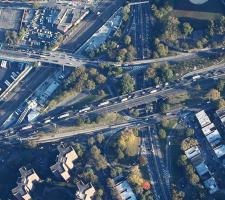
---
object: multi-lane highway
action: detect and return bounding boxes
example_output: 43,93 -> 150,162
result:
1,63 -> 225,144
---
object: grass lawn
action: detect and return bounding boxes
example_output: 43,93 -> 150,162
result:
173,10 -> 221,21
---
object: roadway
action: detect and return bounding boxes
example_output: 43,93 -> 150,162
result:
1,61 -> 225,142
145,126 -> 171,200
0,67 -> 56,127
60,0 -> 126,53
0,47 -> 224,69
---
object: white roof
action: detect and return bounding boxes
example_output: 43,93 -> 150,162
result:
203,177 -> 218,194
195,162 -> 209,176
214,145 -> 225,158
196,110 -> 211,127
185,146 -> 200,160
206,130 -> 222,144
201,123 -> 215,136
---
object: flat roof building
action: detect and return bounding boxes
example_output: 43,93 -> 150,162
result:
12,167 -> 40,200
196,110 -> 211,128
76,181 -> 96,200
50,144 -> 78,182
203,177 -> 219,194
214,145 -> 225,159
201,123 -> 216,136
206,130 -> 222,146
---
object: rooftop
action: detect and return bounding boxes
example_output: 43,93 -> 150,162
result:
76,181 -> 96,200
196,110 -> 211,128
201,123 -> 216,136
185,146 -> 201,160
12,167 -> 40,200
214,145 -> 225,159
206,130 -> 222,145
50,144 -> 78,181
203,177 -> 218,194
195,162 -> 209,177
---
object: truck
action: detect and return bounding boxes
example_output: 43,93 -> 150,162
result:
150,89 -> 157,94
98,101 -> 110,107
57,113 -> 70,119
192,75 -> 201,80
121,97 -> 128,102
44,119 -> 51,124
79,107 -> 91,113
21,125 -> 33,131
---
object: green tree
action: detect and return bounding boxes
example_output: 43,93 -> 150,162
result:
159,129 -> 167,140
205,89 -> 220,101
121,74 -> 135,94
182,22 -> 193,36
186,128 -> 194,137
124,35 -> 132,45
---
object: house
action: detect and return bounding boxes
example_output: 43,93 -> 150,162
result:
12,167 -> 40,200
50,144 -> 78,181
113,176 -> 137,200
76,181 -> 96,200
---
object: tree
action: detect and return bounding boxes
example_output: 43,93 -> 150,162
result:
182,22 -> 193,36
91,146 -> 108,170
172,185 -> 185,200
205,89 -> 220,101
118,129 -> 139,157
186,128 -> 194,137
86,80 -> 96,90
139,155 -> 148,166
96,133 -> 105,144
88,137 -> 95,146
217,80 -> 225,92
121,74 -> 135,94
128,166 -> 144,186
117,148 -> 125,159
217,98 -> 225,109
178,155 -> 188,166
96,74 -> 106,84
159,129 -> 167,140
124,35 -> 132,45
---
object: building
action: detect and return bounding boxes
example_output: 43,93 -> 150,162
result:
12,167 -> 40,200
184,146 -> 218,194
113,176 -> 137,200
76,181 -> 96,200
50,144 -> 78,181
196,110 -> 225,160
196,110 -> 211,128
203,177 -> 218,194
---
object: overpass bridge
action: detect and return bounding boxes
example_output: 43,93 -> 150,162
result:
0,47 -> 224,69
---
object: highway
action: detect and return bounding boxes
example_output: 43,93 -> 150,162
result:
1,60 -> 225,143
0,47 -> 224,70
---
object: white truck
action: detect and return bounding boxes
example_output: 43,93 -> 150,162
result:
192,75 -> 201,80
98,101 -> 110,107
57,113 -> 70,119
44,119 -> 51,124
121,97 -> 128,102
21,125 -> 33,131
150,89 -> 157,94
79,107 -> 91,113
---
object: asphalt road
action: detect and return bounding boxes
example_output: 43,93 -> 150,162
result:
60,0 -> 126,53
0,67 -> 56,126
